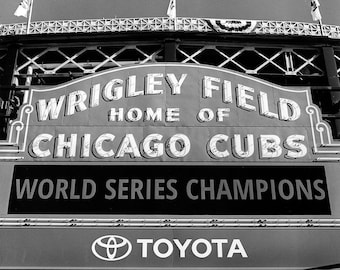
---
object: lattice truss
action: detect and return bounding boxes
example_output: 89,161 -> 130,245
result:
14,44 -> 164,85
334,48 -> 340,77
177,45 -> 324,77
13,43 -> 324,86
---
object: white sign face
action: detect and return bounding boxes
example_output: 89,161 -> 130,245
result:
0,63 -> 339,162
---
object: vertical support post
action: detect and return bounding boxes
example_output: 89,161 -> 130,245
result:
164,39 -> 177,62
26,0 -> 34,34
318,19 -> 325,36
322,46 -> 340,137
323,46 -> 340,89
284,50 -> 294,75
0,45 -> 19,139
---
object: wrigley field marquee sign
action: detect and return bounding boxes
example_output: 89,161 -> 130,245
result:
1,63 -> 340,162
0,63 -> 334,216
0,63 -> 340,270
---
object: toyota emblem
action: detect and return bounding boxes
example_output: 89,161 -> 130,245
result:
92,235 -> 132,261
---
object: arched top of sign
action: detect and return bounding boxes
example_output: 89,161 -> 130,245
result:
0,63 -> 339,162
29,63 -> 305,94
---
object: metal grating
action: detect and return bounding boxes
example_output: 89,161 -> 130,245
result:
13,43 -> 324,86
14,44 -> 164,85
177,45 -> 324,76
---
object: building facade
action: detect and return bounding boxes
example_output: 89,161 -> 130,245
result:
0,17 -> 340,269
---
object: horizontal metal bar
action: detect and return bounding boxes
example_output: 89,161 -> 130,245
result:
12,72 -> 325,78
0,17 -> 339,40
0,86 -> 29,91
15,73 -> 86,78
323,114 -> 340,118
0,218 -> 340,228
311,86 -> 340,91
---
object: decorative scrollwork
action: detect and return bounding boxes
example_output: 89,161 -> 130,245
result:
0,17 -> 339,39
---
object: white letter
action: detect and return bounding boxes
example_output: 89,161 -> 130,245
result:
198,108 -> 214,122
173,239 -> 192,258
208,134 -> 229,159
145,108 -> 162,122
31,133 -> 53,157
80,134 -> 91,158
103,79 -> 123,100
259,91 -> 278,119
192,239 -> 212,258
233,134 -> 254,159
166,108 -> 180,122
260,135 -> 282,158
223,80 -> 232,103
90,83 -> 100,108
56,134 -> 77,158
285,135 -> 307,159
66,91 -> 87,116
166,73 -> 187,95
146,74 -> 164,95
127,75 -> 143,97
116,134 -> 141,158
212,239 -> 228,258
137,239 -> 153,258
237,84 -> 256,111
153,239 -> 173,258
142,134 -> 164,158
166,134 -> 190,158
279,98 -> 301,121
37,96 -> 65,121
203,76 -> 220,98
109,108 -> 124,122
227,239 -> 248,258
126,108 -> 143,122
94,133 -> 115,158
217,108 -> 230,122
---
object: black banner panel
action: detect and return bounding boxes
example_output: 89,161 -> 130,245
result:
9,165 -> 330,215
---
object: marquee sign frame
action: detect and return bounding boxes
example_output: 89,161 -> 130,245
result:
0,63 -> 339,162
